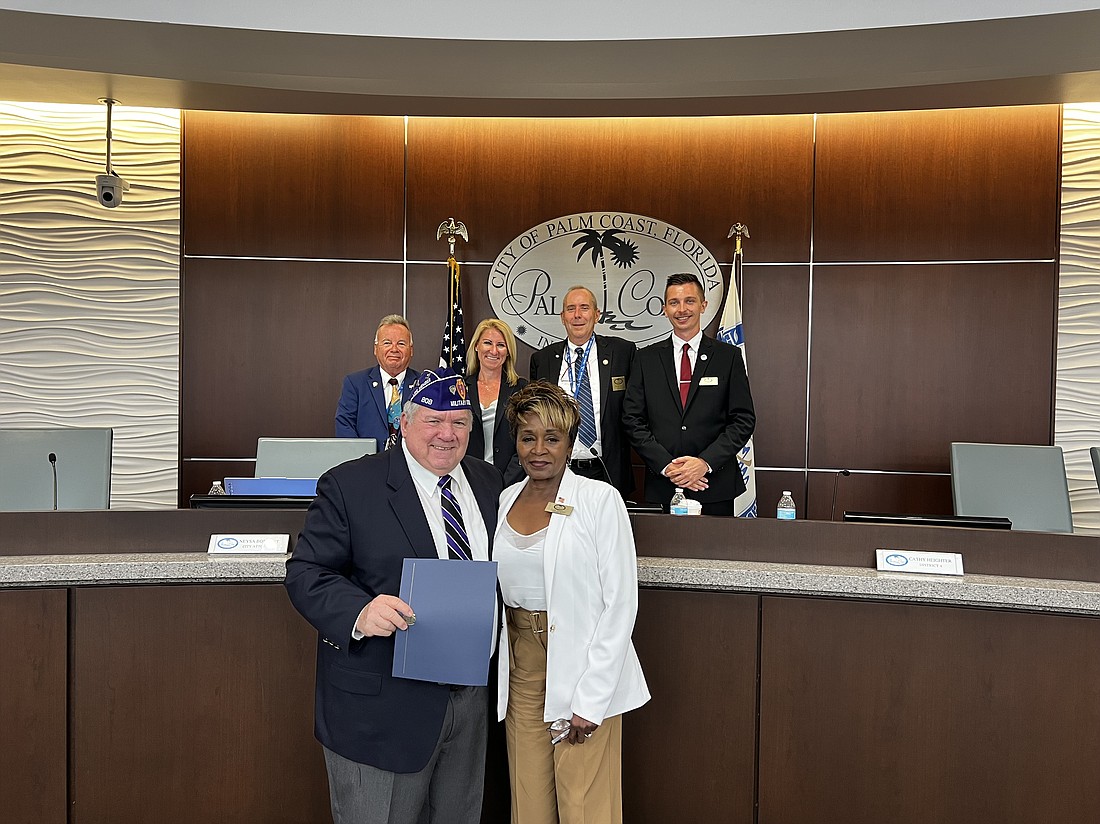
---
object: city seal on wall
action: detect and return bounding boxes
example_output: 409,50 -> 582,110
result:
488,212 -> 726,350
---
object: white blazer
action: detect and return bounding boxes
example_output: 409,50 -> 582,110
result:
496,469 -> 650,724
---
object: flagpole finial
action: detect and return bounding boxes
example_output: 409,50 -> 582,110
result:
727,223 -> 750,256
436,217 -> 469,259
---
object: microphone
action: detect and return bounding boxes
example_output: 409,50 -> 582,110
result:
588,447 -> 613,486
829,469 -> 850,521
48,452 -> 58,511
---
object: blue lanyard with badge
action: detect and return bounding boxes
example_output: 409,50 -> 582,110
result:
563,337 -> 595,400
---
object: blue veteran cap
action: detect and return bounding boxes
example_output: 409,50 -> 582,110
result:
408,367 -> 472,411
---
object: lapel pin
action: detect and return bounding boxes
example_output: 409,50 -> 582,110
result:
602,359 -> 609,365
700,354 -> 708,361
372,381 -> 379,387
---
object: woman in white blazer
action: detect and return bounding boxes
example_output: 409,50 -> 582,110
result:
495,381 -> 649,824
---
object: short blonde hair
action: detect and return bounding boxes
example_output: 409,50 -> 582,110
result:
466,318 -> 520,386
505,380 -> 581,445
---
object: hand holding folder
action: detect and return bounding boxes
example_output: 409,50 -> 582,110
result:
392,557 -> 498,686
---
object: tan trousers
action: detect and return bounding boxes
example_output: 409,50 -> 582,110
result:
505,607 -> 623,824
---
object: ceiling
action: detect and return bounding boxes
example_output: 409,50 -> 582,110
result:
2,8 -> 1100,115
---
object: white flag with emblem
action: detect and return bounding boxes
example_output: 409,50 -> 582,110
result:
717,273 -> 757,518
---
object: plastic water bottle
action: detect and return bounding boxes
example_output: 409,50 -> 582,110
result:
208,480 -> 227,495
777,490 -> 796,520
670,487 -> 688,516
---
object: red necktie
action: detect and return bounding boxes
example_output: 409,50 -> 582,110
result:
679,343 -> 691,408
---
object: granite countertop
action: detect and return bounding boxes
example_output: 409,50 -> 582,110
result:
0,552 -> 290,587
637,557 -> 1100,615
2,552 -> 1100,616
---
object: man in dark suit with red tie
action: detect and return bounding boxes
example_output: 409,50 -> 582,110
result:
287,368 -> 503,824
623,273 -> 755,516
529,285 -> 637,498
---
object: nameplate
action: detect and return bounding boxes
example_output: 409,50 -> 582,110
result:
208,534 -> 290,554
875,548 -> 964,576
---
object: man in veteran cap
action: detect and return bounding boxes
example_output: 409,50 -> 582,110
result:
287,367 -> 503,824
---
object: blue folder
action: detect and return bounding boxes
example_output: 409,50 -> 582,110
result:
223,477 -> 318,496
392,557 -> 498,686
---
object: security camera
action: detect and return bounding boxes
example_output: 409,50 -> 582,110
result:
95,173 -> 129,208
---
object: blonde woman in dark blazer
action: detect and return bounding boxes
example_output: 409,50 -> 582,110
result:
467,318 -> 528,484
495,381 -> 649,823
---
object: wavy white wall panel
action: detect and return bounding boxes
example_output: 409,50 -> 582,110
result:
0,102 -> 179,509
1058,105 -> 1100,534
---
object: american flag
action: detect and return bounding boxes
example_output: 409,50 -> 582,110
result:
438,256 -> 466,372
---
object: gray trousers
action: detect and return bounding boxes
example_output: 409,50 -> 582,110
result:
323,685 -> 488,824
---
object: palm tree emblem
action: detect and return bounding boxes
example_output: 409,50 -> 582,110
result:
571,229 -> 639,323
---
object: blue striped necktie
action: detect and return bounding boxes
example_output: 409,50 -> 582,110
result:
574,347 -> 597,448
438,475 -> 472,561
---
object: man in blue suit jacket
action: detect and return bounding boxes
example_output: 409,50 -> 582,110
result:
335,314 -> 420,446
288,368 -> 503,824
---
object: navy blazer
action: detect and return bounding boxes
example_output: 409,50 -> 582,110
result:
623,335 -> 755,506
335,365 -> 421,442
467,376 -> 528,485
284,448 -> 503,773
530,334 -> 637,497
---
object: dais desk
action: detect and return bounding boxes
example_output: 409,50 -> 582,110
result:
2,512 -> 1099,824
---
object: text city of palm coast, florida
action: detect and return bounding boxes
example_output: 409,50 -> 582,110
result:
488,212 -> 726,350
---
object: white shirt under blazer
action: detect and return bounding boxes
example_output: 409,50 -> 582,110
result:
495,469 -> 650,725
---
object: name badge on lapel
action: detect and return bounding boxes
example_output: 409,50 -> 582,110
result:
611,376 -> 626,391
545,497 -> 574,516
700,376 -> 719,386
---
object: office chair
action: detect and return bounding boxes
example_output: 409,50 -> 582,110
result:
255,437 -> 376,479
0,428 -> 112,511
950,442 -> 1073,534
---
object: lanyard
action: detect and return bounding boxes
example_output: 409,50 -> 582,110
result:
564,337 -> 595,400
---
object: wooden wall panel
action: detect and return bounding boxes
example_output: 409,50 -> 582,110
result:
741,264 -> 809,469
630,512 -> 1100,584
181,459 -> 255,504
181,259 -> 403,457
755,469 -> 807,518
758,596 -> 1100,824
814,106 -> 1061,262
625,588 -> 758,823
805,470 -> 954,521
405,116 -> 814,263
808,263 -> 1056,472
0,588 -> 67,824
182,112 -> 404,259
176,107 -> 1062,519
71,585 -> 328,824
0,511 -> 308,555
